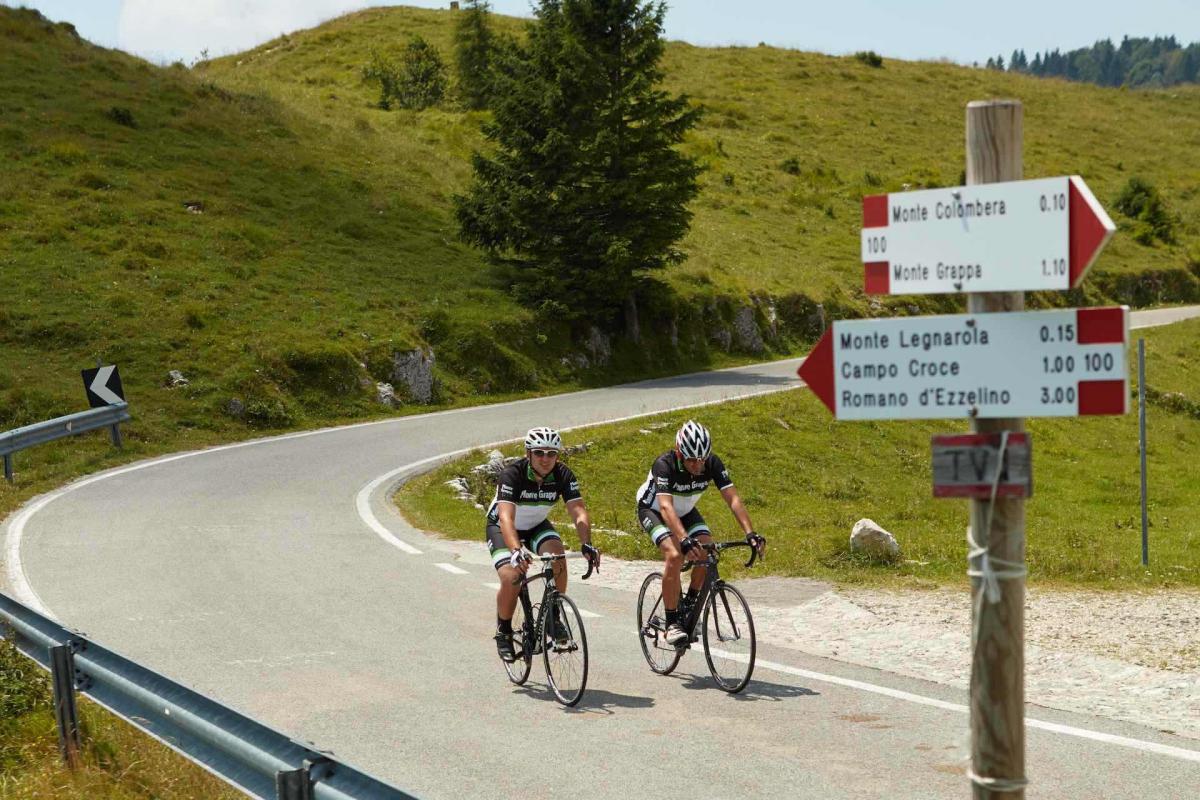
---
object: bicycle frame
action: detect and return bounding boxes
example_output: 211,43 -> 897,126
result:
512,552 -> 594,653
677,541 -> 757,645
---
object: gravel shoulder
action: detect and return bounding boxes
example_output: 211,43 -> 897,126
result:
760,584 -> 1200,740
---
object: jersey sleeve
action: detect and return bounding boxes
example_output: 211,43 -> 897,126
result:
651,455 -> 674,495
708,454 -> 734,490
495,464 -> 520,505
558,464 -> 582,503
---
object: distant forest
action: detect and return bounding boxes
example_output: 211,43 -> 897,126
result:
984,36 -> 1200,88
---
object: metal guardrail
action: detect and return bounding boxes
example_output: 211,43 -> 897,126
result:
0,592 -> 419,800
1,403 -> 132,483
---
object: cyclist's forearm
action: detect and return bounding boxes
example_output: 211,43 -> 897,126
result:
658,501 -> 688,541
724,489 -> 754,535
568,501 -> 593,544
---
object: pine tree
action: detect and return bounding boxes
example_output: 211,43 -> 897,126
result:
455,0 -> 701,326
454,0 -> 496,110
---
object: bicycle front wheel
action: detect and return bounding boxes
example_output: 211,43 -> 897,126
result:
542,594 -> 588,706
636,572 -> 682,675
502,594 -> 533,686
702,583 -> 756,693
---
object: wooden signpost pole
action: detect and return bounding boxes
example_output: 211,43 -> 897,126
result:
966,99 -> 1027,798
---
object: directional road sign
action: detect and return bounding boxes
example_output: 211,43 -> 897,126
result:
861,176 -> 1115,295
82,364 -> 125,408
797,306 -> 1129,420
931,433 -> 1032,499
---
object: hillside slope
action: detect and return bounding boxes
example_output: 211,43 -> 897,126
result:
4,5 -> 1200,511
203,5 -> 1200,307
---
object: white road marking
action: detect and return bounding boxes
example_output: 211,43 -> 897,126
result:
484,582 -> 501,590
577,609 -> 602,618
712,649 -> 1200,764
434,563 -> 469,575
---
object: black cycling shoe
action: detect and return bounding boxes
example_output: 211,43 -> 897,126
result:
550,607 -> 571,648
495,631 -> 516,663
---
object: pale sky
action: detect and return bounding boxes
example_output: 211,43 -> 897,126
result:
4,0 -> 1199,66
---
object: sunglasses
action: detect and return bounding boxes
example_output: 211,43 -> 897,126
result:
530,449 -> 560,458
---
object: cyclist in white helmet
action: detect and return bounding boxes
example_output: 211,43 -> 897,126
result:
487,426 -> 600,662
634,420 -> 765,645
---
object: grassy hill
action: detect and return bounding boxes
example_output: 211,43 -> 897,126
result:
4,2 -> 1200,515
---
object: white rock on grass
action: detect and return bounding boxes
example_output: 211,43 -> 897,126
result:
850,518 -> 900,560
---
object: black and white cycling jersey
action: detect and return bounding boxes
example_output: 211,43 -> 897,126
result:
485,459 -> 582,530
634,450 -> 733,516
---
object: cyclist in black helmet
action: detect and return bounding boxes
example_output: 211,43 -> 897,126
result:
634,420 -> 765,645
487,427 -> 600,662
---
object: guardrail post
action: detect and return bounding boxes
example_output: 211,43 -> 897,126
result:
50,644 -> 81,768
276,768 -> 311,800
276,756 -> 333,800
110,423 -> 123,449
3,453 -> 12,483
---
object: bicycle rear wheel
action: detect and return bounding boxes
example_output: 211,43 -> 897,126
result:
637,572 -> 683,675
542,594 -> 588,706
502,594 -> 533,685
702,583 -> 755,693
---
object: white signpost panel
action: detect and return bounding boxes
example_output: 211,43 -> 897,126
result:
798,306 -> 1129,420
860,176 -> 1113,295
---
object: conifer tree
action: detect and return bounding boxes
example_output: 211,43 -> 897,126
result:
455,0 -> 701,326
454,0 -> 496,110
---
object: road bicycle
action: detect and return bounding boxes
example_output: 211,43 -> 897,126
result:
501,551 -> 594,706
636,538 -> 760,693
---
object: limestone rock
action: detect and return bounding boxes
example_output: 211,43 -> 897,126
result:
733,306 -> 765,353
166,369 -> 189,388
851,518 -> 900,561
585,327 -> 611,367
391,347 -> 435,404
375,382 -> 399,407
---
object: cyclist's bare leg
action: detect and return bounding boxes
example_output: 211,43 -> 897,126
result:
496,564 -> 522,621
687,531 -> 713,594
538,538 -> 567,593
658,536 -> 684,611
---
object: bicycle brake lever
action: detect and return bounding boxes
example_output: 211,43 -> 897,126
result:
744,546 -> 758,569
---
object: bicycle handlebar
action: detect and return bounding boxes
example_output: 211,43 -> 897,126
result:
508,551 -> 594,586
680,539 -> 760,571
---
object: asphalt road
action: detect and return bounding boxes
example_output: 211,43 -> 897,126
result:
6,306 -> 1200,799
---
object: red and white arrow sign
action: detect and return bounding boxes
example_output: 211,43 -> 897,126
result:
797,306 -> 1129,420
861,176 -> 1114,295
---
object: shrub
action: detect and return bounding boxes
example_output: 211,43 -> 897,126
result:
105,106 -> 136,128
1114,176 -> 1176,245
855,51 -> 883,68
397,35 -> 448,110
780,157 -> 801,175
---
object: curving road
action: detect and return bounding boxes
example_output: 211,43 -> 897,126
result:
5,307 -> 1200,799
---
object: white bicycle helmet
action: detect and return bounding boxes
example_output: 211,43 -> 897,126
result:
675,420 -> 712,459
524,426 -> 563,451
